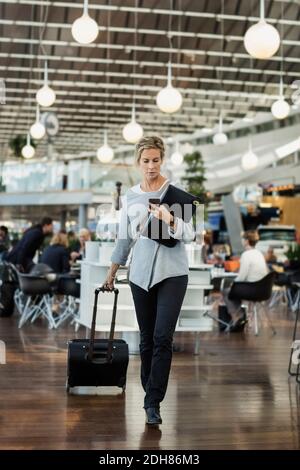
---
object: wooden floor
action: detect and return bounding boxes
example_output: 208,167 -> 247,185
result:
0,305 -> 300,450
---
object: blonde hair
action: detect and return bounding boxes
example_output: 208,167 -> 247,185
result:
79,228 -> 91,241
135,136 -> 165,164
50,231 -> 69,248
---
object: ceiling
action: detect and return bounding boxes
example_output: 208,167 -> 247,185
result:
0,0 -> 299,160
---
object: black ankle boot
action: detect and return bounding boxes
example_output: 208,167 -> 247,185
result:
145,407 -> 162,425
229,313 -> 248,333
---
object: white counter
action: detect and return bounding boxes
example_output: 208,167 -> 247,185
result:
78,260 -> 213,338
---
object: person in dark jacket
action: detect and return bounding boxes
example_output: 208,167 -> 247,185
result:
5,217 -> 53,272
41,231 -> 70,274
0,225 -> 10,260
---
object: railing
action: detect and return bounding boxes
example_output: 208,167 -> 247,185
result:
0,160 -> 139,194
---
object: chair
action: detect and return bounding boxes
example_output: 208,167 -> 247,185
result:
288,281 -> 300,380
17,273 -> 56,329
229,272 -> 276,336
269,272 -> 289,310
53,274 -> 80,328
204,275 -> 237,333
286,271 -> 300,313
30,263 -> 54,277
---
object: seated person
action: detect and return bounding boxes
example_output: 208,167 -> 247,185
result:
265,246 -> 278,267
201,232 -> 213,263
222,230 -> 268,332
41,231 -> 70,274
70,228 -> 91,262
283,257 -> 300,272
67,230 -> 80,253
0,225 -> 10,260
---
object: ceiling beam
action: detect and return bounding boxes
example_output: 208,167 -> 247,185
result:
3,76 -> 282,100
1,37 -> 300,65
1,19 -> 300,48
0,65 -> 295,90
1,0 -> 299,26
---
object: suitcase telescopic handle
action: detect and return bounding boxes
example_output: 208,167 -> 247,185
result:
88,286 -> 119,362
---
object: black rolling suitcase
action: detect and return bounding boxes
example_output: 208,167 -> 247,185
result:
66,287 -> 129,392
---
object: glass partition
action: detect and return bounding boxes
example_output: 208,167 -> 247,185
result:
89,163 -> 140,194
67,160 -> 90,190
0,161 -> 64,192
0,159 -> 139,193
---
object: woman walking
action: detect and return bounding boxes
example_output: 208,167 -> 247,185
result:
103,136 -> 194,425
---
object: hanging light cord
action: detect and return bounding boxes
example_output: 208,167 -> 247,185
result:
177,0 -> 182,82
10,5 -> 35,146
38,2 -> 50,80
260,0 -> 265,20
217,0 -> 225,129
105,4 -> 111,141
280,1 -> 284,89
27,5 -> 35,137
39,3 -> 49,57
168,0 -> 173,63
133,0 -> 138,110
219,0 -> 224,85
168,0 -> 174,135
248,0 -> 254,114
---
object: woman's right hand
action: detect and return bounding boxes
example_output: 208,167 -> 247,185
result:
102,272 -> 115,291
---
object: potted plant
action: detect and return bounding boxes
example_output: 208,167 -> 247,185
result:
182,150 -> 207,202
286,244 -> 300,270
181,150 -> 207,250
9,135 -> 36,158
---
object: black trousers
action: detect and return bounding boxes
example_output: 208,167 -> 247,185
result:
130,275 -> 188,408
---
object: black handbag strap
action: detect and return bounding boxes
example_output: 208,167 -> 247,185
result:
88,287 -> 119,362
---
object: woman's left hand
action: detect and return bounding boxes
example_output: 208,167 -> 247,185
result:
148,203 -> 173,225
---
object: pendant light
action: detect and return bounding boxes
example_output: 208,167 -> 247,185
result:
72,0 -> 98,44
30,105 -> 46,140
96,5 -> 113,162
213,114 -> 228,146
123,4 -> 143,144
170,140 -> 183,166
122,106 -> 143,144
156,62 -> 182,114
271,78 -> 290,120
22,133 -> 35,159
97,130 -> 114,163
244,0 -> 280,59
36,61 -> 56,107
241,139 -> 258,171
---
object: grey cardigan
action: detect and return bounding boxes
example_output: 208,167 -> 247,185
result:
110,181 -> 195,291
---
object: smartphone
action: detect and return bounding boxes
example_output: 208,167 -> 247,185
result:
149,198 -> 160,208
